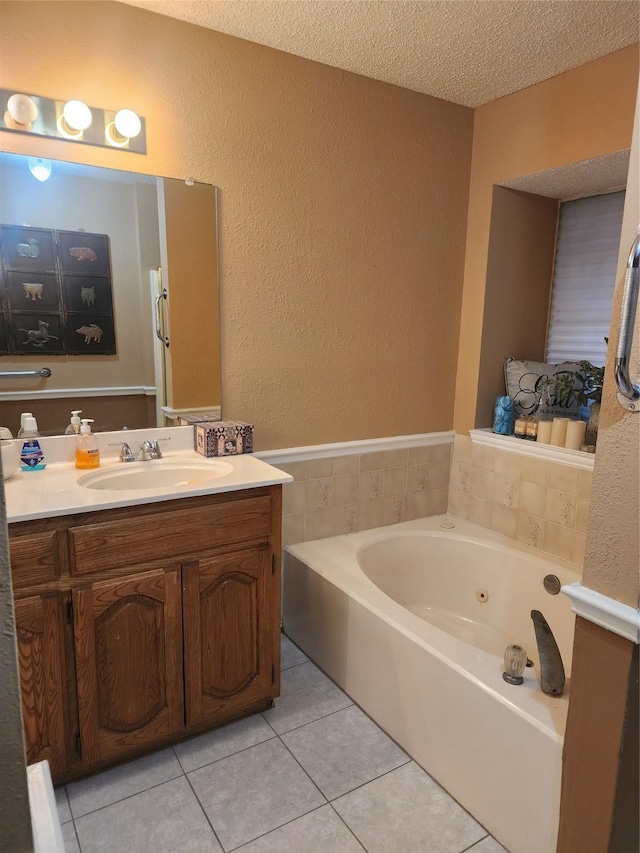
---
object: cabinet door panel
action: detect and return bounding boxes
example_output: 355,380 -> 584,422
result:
15,593 -> 69,777
184,546 -> 276,728
73,568 -> 184,765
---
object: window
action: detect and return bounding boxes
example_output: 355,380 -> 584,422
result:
545,190 -> 625,366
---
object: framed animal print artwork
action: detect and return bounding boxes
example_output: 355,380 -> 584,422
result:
0,224 -> 116,356
64,313 -> 116,355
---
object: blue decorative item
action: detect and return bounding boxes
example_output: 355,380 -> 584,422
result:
493,396 -> 514,435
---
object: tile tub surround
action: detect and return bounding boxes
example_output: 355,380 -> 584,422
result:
274,440 -> 453,547
448,434 -> 592,565
55,634 -> 506,853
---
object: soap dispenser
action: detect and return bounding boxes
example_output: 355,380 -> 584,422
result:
19,416 -> 46,471
65,410 -> 83,435
75,419 -> 100,469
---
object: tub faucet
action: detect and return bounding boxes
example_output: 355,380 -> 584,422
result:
530,610 -> 565,697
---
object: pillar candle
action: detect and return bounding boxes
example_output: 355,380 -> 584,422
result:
565,420 -> 586,451
550,417 -> 570,447
536,420 -> 553,444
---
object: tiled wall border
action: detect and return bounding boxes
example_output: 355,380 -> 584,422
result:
257,432 -> 454,546
470,429 -> 595,470
448,433 -> 592,567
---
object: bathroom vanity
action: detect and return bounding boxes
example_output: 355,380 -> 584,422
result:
5,435 -> 289,784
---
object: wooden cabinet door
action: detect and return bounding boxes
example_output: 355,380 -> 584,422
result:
183,545 -> 278,728
15,593 -> 69,777
73,567 -> 184,765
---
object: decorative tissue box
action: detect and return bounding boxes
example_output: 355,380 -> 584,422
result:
194,421 -> 254,457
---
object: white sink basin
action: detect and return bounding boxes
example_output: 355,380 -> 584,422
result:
78,459 -> 234,491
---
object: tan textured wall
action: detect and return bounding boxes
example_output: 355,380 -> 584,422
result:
476,187 -> 558,426
583,87 -> 640,608
0,0 -> 473,450
454,46 -> 639,434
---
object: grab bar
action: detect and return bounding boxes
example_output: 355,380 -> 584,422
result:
0,367 -> 52,379
154,287 -> 170,348
615,229 -> 640,411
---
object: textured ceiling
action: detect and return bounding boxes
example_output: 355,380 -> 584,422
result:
117,0 -> 639,107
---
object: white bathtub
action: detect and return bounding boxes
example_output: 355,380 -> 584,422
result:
283,515 -> 581,853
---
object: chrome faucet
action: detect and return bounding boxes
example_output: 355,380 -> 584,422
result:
530,610 -> 565,696
108,436 -> 170,462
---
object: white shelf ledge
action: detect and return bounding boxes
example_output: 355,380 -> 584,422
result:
470,428 -> 595,470
562,582 -> 640,644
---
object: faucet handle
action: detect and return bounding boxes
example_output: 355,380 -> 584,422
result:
149,436 -> 170,459
107,441 -> 135,462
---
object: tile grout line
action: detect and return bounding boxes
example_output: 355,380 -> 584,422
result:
182,767 -> 226,852
326,800 -> 371,852
178,731 -> 279,775
262,697 -> 355,737
225,803 -> 330,853
460,833 -> 492,853
68,770 -> 185,822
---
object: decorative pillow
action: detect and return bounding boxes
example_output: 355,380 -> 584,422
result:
504,357 -> 583,419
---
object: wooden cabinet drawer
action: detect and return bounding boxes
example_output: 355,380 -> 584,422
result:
68,495 -> 272,575
9,532 -> 60,588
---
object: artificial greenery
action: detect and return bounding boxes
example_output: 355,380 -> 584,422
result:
541,360 -> 605,407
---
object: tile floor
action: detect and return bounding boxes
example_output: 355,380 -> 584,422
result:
56,634 -> 508,853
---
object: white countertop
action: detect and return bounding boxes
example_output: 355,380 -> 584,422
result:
3,426 -> 293,523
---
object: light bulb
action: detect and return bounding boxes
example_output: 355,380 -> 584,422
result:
6,93 -> 38,126
27,158 -> 52,182
114,109 -> 141,139
63,100 -> 92,131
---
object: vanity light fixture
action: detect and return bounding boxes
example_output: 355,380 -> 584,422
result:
57,99 -> 93,138
105,108 -> 142,148
5,93 -> 38,129
27,157 -> 52,182
0,88 -> 146,154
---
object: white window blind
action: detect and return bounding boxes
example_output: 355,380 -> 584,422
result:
546,190 -> 625,366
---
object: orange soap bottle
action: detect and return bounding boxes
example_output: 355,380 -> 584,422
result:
75,419 -> 100,469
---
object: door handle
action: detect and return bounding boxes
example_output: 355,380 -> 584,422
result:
155,287 -> 170,348
615,229 -> 640,411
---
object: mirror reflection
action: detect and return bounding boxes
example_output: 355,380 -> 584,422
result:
0,153 -> 221,435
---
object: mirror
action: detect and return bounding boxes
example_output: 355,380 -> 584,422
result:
0,153 -> 221,435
